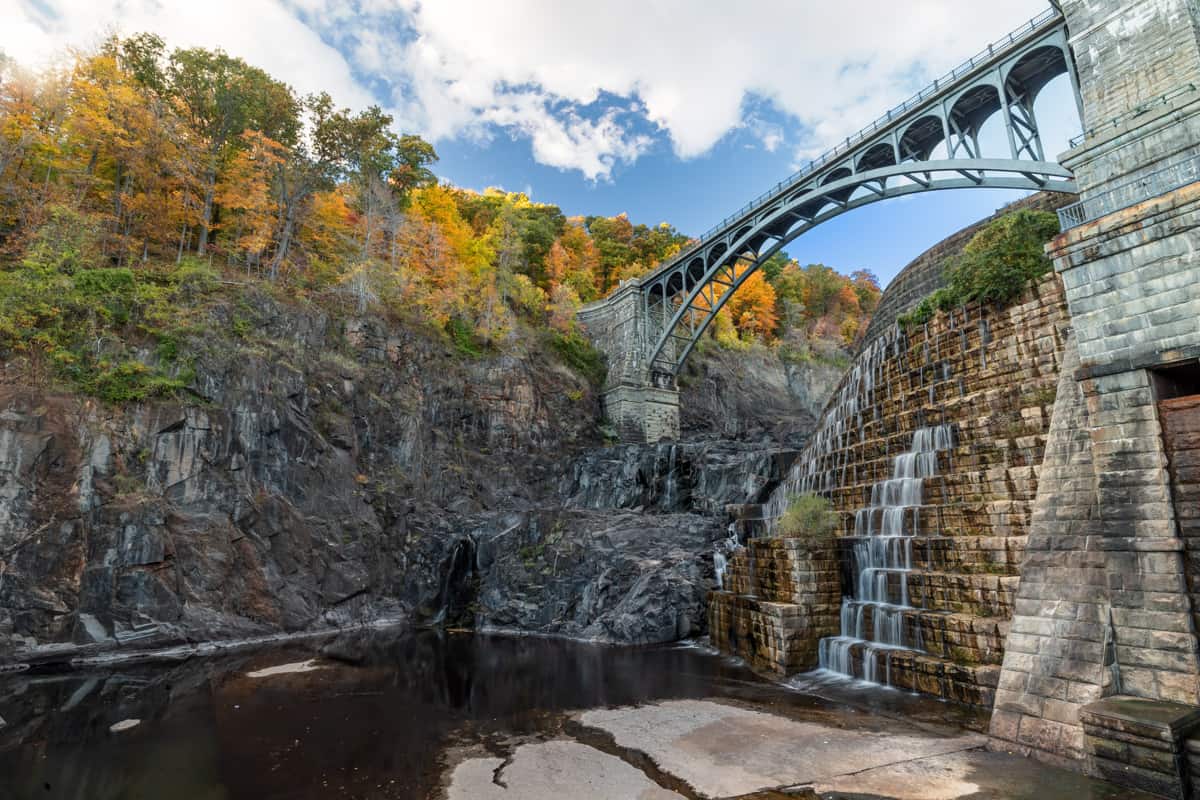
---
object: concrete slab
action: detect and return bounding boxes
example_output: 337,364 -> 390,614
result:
812,748 -> 1156,799
445,740 -> 684,800
579,699 -> 987,798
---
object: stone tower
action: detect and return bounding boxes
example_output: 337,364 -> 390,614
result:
577,285 -> 680,443
991,0 -> 1200,789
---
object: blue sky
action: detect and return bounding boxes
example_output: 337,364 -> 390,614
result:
2,0 -> 1081,286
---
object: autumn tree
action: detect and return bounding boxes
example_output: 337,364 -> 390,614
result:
723,270 -> 779,341
167,46 -> 298,254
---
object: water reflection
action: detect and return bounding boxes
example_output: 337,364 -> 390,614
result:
0,630 -> 761,800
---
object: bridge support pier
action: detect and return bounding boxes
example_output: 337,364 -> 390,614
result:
602,381 -> 680,444
577,283 -> 680,443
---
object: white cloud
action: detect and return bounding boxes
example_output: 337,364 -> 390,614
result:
483,96 -> 653,180
371,0 -> 1051,169
1,0 -> 1054,179
0,0 -> 374,110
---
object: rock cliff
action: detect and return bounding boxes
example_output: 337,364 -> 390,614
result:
0,289 -> 831,660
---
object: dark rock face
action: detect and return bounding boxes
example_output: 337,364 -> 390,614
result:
0,292 -> 828,659
470,510 -> 722,644
678,344 -> 840,446
561,441 -> 799,515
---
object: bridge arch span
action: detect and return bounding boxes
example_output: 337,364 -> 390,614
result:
618,12 -> 1080,377
645,160 -> 1075,374
577,7 -> 1085,442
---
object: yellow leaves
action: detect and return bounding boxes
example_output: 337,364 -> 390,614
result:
688,267 -> 778,345
548,220 -> 601,302
547,283 -> 581,333
216,131 -> 289,260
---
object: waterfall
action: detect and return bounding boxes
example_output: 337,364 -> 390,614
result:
713,525 -> 741,591
816,424 -> 953,685
763,330 -> 905,514
662,443 -> 678,511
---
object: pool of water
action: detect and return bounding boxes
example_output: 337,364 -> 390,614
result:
0,629 -> 1146,800
0,630 -> 799,799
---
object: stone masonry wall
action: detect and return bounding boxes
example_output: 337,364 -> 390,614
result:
1064,0 -> 1200,131
1063,0 -> 1200,192
578,285 -> 681,442
1055,182 -> 1200,375
992,182 -> 1200,767
989,336 -> 1111,765
988,0 -> 1200,779
1163,395 -> 1200,639
757,274 -> 1072,706
578,284 -> 645,390
708,537 -> 841,674
860,193 -> 1076,347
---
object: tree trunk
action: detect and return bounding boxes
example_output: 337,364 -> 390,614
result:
271,201 -> 296,281
196,151 -> 218,254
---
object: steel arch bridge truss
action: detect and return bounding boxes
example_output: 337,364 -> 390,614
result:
636,14 -> 1079,378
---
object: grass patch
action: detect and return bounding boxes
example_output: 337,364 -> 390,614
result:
776,494 -> 838,542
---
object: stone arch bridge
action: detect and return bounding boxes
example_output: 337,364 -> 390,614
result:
579,0 -> 1200,442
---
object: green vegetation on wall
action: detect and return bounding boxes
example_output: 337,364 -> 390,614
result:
898,209 -> 1060,328
0,207 -> 203,401
776,494 -> 838,542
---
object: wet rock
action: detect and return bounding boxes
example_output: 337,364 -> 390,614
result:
74,613 -> 113,645
562,441 -> 799,515
473,510 -> 724,644
679,344 -> 841,445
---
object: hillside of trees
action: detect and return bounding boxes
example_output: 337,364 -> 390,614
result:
0,36 -> 880,401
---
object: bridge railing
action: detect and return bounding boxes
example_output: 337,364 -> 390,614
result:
1067,84 -> 1198,148
653,7 -> 1063,278
1057,155 -> 1200,229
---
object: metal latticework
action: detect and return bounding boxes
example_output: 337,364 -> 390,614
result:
594,8 -> 1082,379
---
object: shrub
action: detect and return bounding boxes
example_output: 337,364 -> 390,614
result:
445,317 -> 483,357
898,209 -> 1060,329
169,257 -> 220,298
0,215 -> 197,403
21,205 -> 101,274
947,209 -> 1060,306
548,331 -> 607,387
776,494 -> 838,541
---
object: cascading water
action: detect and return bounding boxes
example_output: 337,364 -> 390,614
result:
762,331 -> 905,511
816,424 -> 953,685
713,525 -> 742,591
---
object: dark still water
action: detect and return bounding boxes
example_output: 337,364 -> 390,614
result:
0,630 -> 775,800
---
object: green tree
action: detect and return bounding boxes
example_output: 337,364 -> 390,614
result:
167,46 -> 299,254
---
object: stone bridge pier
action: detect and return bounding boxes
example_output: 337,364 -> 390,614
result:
577,285 -> 680,443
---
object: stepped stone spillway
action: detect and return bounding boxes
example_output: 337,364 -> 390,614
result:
817,423 -> 955,686
710,274 -> 1071,706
